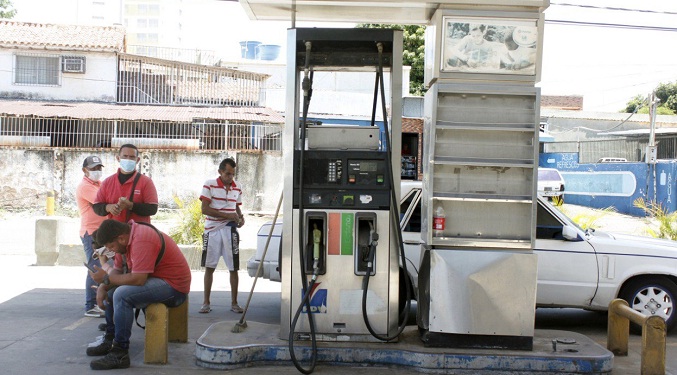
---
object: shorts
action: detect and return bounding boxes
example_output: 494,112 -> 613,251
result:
202,225 -> 240,271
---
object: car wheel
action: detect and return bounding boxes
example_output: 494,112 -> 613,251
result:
619,276 -> 677,332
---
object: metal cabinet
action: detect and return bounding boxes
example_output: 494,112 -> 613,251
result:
422,83 -> 540,249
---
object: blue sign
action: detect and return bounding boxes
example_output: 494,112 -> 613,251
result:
301,283 -> 327,314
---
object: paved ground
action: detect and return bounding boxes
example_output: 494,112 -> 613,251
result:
0,205 -> 673,374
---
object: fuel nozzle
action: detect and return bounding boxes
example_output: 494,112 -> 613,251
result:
312,223 -> 321,273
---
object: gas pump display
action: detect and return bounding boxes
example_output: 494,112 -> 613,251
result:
279,28 -> 405,352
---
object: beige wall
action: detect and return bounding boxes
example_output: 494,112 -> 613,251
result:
0,148 -> 283,214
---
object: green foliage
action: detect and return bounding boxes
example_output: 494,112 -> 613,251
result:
624,81 -> 677,115
624,94 -> 645,113
633,198 -> 677,240
0,0 -> 16,18
169,196 -> 204,245
356,24 -> 426,96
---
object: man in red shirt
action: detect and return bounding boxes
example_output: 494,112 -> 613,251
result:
76,155 -> 107,318
93,144 -> 158,223
86,219 -> 191,370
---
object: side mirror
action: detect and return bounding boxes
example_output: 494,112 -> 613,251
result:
562,225 -> 581,241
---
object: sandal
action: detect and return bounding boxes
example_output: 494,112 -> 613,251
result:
199,304 -> 212,314
230,304 -> 243,313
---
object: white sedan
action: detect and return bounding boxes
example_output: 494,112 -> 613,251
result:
248,181 -> 677,331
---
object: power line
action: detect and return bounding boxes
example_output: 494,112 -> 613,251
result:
550,2 -> 677,16
546,19 -> 677,32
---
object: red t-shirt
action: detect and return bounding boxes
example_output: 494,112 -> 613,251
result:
95,170 -> 158,223
113,221 -> 191,294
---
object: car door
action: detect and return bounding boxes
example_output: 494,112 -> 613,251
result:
534,199 -> 599,307
399,186 -> 423,295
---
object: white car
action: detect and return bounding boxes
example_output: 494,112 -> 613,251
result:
537,168 -> 565,199
248,181 -> 677,331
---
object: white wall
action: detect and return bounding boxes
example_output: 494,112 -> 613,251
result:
0,49 -> 118,102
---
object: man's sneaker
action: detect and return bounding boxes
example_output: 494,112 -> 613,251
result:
86,334 -> 113,356
90,344 -> 130,370
98,323 -> 107,332
85,306 -> 105,318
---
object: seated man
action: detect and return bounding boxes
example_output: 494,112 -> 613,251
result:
86,219 -> 191,370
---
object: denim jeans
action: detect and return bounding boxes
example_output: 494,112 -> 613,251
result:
104,277 -> 187,349
81,232 -> 101,311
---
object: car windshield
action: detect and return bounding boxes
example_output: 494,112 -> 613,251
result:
538,169 -> 561,181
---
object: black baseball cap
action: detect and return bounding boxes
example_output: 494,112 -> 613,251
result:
83,155 -> 104,169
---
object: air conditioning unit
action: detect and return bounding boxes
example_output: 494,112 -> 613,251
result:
62,56 -> 86,73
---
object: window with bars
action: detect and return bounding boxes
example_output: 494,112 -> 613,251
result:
14,55 -> 60,85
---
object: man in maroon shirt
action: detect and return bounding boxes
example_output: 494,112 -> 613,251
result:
93,144 -> 158,223
86,219 -> 191,370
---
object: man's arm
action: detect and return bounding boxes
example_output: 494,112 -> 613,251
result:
127,202 -> 158,217
91,266 -> 148,287
201,199 -> 239,221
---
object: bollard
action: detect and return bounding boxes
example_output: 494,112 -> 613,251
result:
607,298 -> 666,375
46,190 -> 55,216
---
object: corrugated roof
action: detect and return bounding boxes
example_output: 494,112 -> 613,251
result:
0,100 -> 285,124
0,21 -> 125,52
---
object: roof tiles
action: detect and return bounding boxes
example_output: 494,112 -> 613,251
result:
0,20 -> 125,52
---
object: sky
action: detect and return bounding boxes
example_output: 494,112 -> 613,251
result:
6,0 -> 677,113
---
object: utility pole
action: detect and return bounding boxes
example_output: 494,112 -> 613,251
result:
647,91 -> 658,164
647,91 -> 659,202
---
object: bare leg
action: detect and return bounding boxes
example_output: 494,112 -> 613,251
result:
230,270 -> 239,306
203,267 -> 216,305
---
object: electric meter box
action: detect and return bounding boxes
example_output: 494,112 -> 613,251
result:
423,6 -> 546,88
306,126 -> 380,150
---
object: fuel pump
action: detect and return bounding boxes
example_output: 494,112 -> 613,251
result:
280,29 -> 407,365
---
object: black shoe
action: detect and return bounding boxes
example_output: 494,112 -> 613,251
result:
98,323 -> 107,331
90,344 -> 130,370
86,334 -> 114,356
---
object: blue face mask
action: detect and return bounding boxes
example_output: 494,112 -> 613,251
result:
119,159 -> 136,173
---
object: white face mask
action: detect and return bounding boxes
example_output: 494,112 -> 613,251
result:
119,159 -> 137,173
88,170 -> 103,182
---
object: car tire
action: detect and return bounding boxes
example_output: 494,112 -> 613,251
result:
619,276 -> 677,332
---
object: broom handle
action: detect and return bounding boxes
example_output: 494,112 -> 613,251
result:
239,191 -> 283,323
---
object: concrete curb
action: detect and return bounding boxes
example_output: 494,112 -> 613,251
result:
196,321 -> 614,374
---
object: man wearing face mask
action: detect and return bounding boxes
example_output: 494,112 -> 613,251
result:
77,155 -> 107,318
93,144 -> 158,224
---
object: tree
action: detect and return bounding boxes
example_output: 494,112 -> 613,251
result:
0,0 -> 17,19
623,81 -> 677,115
357,24 -> 426,96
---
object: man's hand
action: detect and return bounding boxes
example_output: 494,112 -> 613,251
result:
96,285 -> 108,310
118,197 -> 133,211
106,203 -> 122,216
237,214 -> 245,228
89,265 -> 107,284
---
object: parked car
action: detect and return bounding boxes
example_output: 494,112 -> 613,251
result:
248,181 -> 677,331
537,167 -> 565,200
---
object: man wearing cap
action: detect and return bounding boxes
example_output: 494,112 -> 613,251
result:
86,219 -> 191,370
92,144 -> 158,224
76,155 -> 107,318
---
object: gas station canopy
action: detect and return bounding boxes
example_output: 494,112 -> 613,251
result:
238,0 -> 548,24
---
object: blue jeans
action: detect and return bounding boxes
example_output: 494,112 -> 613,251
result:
104,277 -> 186,349
81,232 -> 101,311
